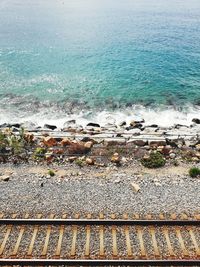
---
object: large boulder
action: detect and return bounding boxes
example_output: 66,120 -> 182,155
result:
44,124 -> 57,130
43,137 -> 57,147
192,118 -> 200,124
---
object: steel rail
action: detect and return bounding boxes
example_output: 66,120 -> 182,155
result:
0,218 -> 199,226
0,259 -> 199,266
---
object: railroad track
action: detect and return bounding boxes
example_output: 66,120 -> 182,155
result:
0,213 -> 199,266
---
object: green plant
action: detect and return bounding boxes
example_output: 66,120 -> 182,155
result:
141,152 -> 166,168
48,169 -> 55,177
75,158 -> 84,167
7,134 -> 23,155
0,132 -> 8,152
189,167 -> 200,178
34,147 -> 47,158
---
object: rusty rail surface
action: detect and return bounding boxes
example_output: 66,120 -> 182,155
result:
0,213 -> 199,266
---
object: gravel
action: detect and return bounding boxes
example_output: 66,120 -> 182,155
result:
0,166 -> 200,217
0,164 -> 200,262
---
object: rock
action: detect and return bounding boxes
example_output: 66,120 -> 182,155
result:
155,182 -> 162,187
85,157 -> 95,165
119,121 -> 126,127
24,133 -> 34,143
121,157 -> 128,163
87,122 -> 100,128
43,137 -> 57,147
149,140 -> 166,147
10,123 -> 21,128
0,175 -> 10,182
111,153 -> 120,164
134,148 -> 146,159
61,138 -> 71,147
192,118 -> 200,124
196,144 -> 200,150
114,177 -> 121,183
84,141 -> 93,149
68,156 -> 77,163
44,124 -> 57,130
68,141 -> 91,155
195,152 -> 200,159
131,182 -> 140,192
169,153 -> 176,159
128,139 -> 147,146
127,122 -> 143,130
149,124 -> 158,128
63,120 -> 76,128
104,139 -> 126,146
166,138 -> 185,148
81,137 -> 98,144
160,146 -> 171,156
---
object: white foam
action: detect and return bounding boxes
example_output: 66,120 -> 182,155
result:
0,104 -> 199,128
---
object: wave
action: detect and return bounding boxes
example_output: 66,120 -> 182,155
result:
0,95 -> 199,128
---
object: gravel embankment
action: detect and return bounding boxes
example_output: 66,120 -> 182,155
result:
0,165 -> 199,217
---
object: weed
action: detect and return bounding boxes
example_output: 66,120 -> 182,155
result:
48,169 -> 55,177
189,167 -> 200,178
141,152 -> 165,168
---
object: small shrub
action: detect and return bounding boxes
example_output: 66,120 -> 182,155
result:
189,167 -> 200,178
75,158 -> 84,167
34,147 -> 47,158
141,152 -> 166,168
48,169 -> 55,177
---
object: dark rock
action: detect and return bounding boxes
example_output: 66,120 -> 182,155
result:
174,124 -> 188,129
119,121 -> 126,127
44,124 -> 57,130
126,123 -> 143,130
149,124 -> 158,128
192,118 -> 200,124
87,122 -> 100,128
0,123 -> 8,128
10,123 -> 21,128
166,138 -> 185,148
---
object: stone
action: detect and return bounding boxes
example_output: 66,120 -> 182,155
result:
86,157 -> 95,165
192,118 -> 200,124
84,141 -> 93,149
114,177 -> 121,183
68,141 -> 91,155
149,140 -> 166,147
131,182 -> 140,192
195,152 -> 200,159
169,153 -> 176,159
119,121 -> 126,127
134,148 -> 146,159
160,146 -> 171,156
127,139 -> 147,146
63,120 -> 76,128
87,122 -> 100,128
68,156 -> 77,163
24,133 -> 34,143
61,138 -> 71,147
196,144 -> 200,150
0,175 -> 10,182
149,124 -> 158,128
44,124 -> 57,130
111,153 -> 120,164
43,137 -> 57,147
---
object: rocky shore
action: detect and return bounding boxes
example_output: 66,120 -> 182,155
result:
0,117 -> 200,217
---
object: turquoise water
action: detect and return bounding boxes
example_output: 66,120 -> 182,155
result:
0,0 -> 200,124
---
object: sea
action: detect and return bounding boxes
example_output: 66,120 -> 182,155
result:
0,0 -> 200,127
